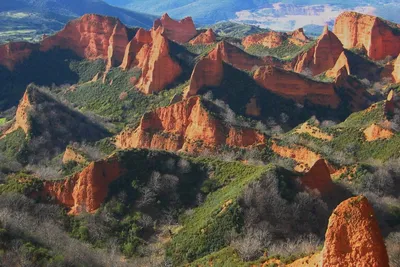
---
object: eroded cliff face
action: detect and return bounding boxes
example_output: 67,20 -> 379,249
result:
120,28 -> 152,70
242,28 -> 309,49
293,26 -> 343,76
363,123 -> 394,141
153,13 -> 197,43
189,29 -> 217,45
253,66 -> 340,108
322,196 -> 389,267
41,14 -> 129,64
43,157 -> 123,215
301,159 -> 334,195
115,97 -> 265,153
393,54 -> 400,83
215,41 -> 265,71
136,28 -> 182,94
333,11 -> 400,60
1,89 -> 32,137
0,42 -> 38,71
183,45 -> 224,98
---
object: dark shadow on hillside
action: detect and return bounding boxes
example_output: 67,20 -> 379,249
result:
0,48 -> 82,111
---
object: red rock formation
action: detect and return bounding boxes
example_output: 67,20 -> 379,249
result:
214,41 -> 265,71
333,11 -> 400,60
189,29 -> 217,45
183,46 -> 223,98
289,28 -> 310,46
301,159 -> 334,194
41,14 -> 128,64
254,66 -> 340,108
120,28 -> 152,70
242,31 -> 287,49
363,123 -> 394,141
326,51 -> 351,78
294,26 -> 343,76
322,196 -> 389,267
43,157 -> 123,214
153,13 -> 197,43
115,97 -> 265,152
393,54 -> 400,83
137,28 -> 182,94
0,42 -> 38,71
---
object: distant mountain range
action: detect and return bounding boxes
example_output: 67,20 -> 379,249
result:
0,0 -> 155,43
104,0 -> 400,31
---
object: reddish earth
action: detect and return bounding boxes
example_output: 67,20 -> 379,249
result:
120,28 -> 152,70
183,44 -> 223,98
115,96 -> 265,153
271,142 -> 322,172
301,159 -> 334,195
242,28 -> 309,49
293,26 -> 343,76
136,27 -> 182,94
43,157 -> 123,215
326,51 -> 351,78
333,11 -> 400,60
41,14 -> 129,65
393,54 -> 400,83
1,89 -> 32,137
363,123 -> 394,141
153,13 -> 197,43
253,66 -> 340,108
322,196 -> 389,267
214,41 -> 265,71
287,253 -> 321,267
189,29 -> 217,45
0,42 -> 38,71
296,122 -> 333,140
62,147 -> 87,164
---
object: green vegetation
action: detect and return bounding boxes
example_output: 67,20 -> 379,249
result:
0,128 -> 26,159
0,172 -> 42,195
0,118 -> 6,125
246,40 -> 316,61
209,22 -> 269,39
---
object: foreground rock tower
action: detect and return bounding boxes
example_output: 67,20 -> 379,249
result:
322,196 -> 389,267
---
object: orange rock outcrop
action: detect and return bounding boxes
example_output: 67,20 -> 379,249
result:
333,11 -> 400,60
43,157 -> 123,214
393,54 -> 400,83
326,51 -> 351,78
254,66 -> 340,108
116,97 -> 265,152
243,28 -> 309,49
153,13 -> 197,43
0,42 -> 38,71
120,28 -> 152,70
271,142 -> 322,172
363,123 -> 394,141
295,122 -> 333,140
189,29 -> 217,45
322,196 -> 389,267
184,45 -> 224,98
301,159 -> 334,194
41,14 -> 128,64
287,253 -> 321,267
293,26 -> 343,76
289,28 -> 310,46
136,28 -> 182,94
215,41 -> 265,71
62,147 -> 87,164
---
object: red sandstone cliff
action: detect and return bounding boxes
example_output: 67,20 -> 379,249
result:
183,45 -> 224,98
0,42 -> 38,71
253,66 -> 340,108
120,28 -> 152,70
115,97 -> 265,153
43,157 -> 123,214
333,11 -> 400,60
301,159 -> 334,195
153,13 -> 197,43
242,28 -> 309,49
189,29 -> 217,45
293,26 -> 343,76
136,27 -> 182,94
41,14 -> 128,65
322,196 -> 389,266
